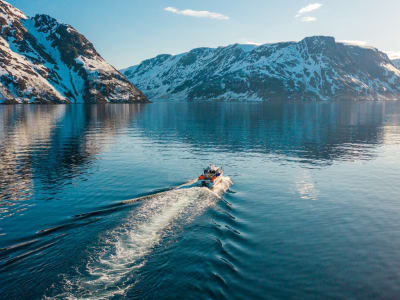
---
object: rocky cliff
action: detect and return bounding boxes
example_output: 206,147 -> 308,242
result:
0,0 -> 148,103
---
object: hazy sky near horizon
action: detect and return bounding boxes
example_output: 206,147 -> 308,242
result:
8,0 -> 400,69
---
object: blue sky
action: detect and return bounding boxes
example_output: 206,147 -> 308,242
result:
8,0 -> 400,69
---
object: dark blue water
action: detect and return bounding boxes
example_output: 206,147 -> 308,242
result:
1,102 -> 400,299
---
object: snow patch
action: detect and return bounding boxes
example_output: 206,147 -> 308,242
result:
123,37 -> 400,101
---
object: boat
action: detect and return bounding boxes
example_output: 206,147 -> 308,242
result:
198,164 -> 223,188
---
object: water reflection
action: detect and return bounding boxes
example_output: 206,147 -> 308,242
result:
1,101 -> 400,298
295,169 -> 317,200
137,101 -> 400,164
1,102 -> 399,221
0,104 -> 145,220
0,105 -> 65,218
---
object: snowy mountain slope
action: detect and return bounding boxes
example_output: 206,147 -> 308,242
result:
122,36 -> 400,101
0,0 -> 148,104
392,58 -> 400,70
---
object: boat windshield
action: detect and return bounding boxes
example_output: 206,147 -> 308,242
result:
204,166 -> 220,175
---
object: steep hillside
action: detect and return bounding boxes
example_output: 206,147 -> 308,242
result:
0,0 -> 148,103
392,58 -> 400,70
122,36 -> 400,101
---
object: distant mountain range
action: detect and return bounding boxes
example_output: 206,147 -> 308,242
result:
2,0 -> 400,104
0,0 -> 148,104
122,36 -> 400,101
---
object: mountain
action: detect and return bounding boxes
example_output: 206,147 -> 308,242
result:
0,0 -> 148,104
122,36 -> 400,101
392,58 -> 400,70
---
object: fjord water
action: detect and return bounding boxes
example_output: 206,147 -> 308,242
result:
1,102 -> 400,299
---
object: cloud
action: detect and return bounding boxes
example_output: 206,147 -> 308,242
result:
243,41 -> 263,46
296,3 -> 323,17
384,51 -> 400,60
338,40 -> 368,46
164,7 -> 229,20
300,16 -> 317,22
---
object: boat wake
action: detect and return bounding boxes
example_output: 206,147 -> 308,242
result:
48,176 -> 232,299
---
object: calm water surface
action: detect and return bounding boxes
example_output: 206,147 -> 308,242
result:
0,102 -> 400,299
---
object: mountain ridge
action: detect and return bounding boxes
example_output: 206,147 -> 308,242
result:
0,0 -> 148,104
122,36 -> 400,101
392,58 -> 400,70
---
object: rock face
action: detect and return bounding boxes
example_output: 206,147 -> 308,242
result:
122,36 -> 400,101
0,0 -> 148,104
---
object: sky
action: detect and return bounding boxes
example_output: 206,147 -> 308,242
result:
7,0 -> 400,69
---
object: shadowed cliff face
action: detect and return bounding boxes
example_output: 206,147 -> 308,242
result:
0,0 -> 148,104
123,36 -> 400,101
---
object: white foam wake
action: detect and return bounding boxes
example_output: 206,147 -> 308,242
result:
50,177 -> 232,299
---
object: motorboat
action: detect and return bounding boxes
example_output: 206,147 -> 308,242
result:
198,165 -> 223,188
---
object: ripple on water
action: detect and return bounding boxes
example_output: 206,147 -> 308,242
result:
46,177 -> 232,299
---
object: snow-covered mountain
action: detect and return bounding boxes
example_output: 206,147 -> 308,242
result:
122,36 -> 400,101
392,59 -> 400,70
0,0 -> 148,104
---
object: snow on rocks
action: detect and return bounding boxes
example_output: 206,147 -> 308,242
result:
123,36 -> 400,101
0,0 -> 148,104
